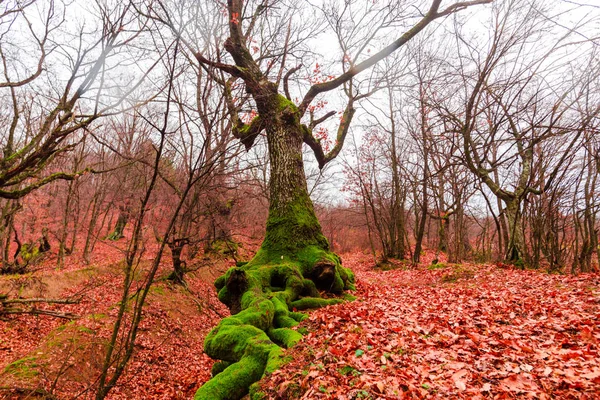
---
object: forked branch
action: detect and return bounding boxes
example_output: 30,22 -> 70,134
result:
298,0 -> 493,115
303,98 -> 356,169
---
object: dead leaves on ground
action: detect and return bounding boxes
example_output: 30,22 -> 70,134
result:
0,243 -> 228,399
1,250 -> 599,399
261,254 -> 600,399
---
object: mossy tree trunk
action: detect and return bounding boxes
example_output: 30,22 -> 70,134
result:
504,198 -> 525,264
195,90 -> 356,400
106,209 -> 127,241
167,238 -> 188,284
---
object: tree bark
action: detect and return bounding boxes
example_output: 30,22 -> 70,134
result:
107,208 -> 128,241
504,199 -> 525,265
261,97 -> 329,257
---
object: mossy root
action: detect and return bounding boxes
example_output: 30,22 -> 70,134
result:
195,251 -> 354,400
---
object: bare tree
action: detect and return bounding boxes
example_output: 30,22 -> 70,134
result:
142,0 -> 493,398
432,0 -> 600,264
0,1 -> 158,200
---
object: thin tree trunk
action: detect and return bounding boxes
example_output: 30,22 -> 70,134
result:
58,181 -> 76,268
505,198 -> 525,265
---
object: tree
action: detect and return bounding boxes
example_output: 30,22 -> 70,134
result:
0,0 -> 162,272
0,1 -> 157,200
343,127 -> 409,263
432,0 -> 600,264
147,0 -> 492,398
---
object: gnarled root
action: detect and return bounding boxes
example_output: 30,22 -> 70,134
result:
194,250 -> 354,400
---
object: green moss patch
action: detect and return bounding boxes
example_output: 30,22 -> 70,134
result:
3,356 -> 39,379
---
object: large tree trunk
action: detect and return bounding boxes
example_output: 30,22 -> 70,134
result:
263,116 -> 328,255
197,98 -> 354,400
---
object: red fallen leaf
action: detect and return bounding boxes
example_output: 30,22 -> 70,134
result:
516,341 -> 535,353
455,379 -> 467,391
580,327 -> 597,343
447,361 -> 466,370
329,346 -> 343,356
581,367 -> 600,380
560,350 -> 583,360
452,369 -> 468,391
500,374 -> 539,393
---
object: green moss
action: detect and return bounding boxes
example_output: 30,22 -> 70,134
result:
150,285 -> 165,295
297,327 -> 309,335
331,272 -> 345,293
275,94 -> 299,113
198,197 -> 356,399
343,293 -> 357,301
77,326 -> 95,334
300,278 -> 320,297
198,331 -> 285,400
263,345 -> 286,375
271,296 -> 298,328
428,262 -> 447,270
19,243 -> 40,263
251,392 -> 268,400
236,298 -> 275,331
291,297 -> 343,310
211,361 -> 233,377
513,258 -> 525,269
289,311 -> 307,322
209,239 -> 238,256
239,116 -> 260,136
268,327 -> 302,348
204,321 -> 265,362
339,365 -> 361,376
194,352 -> 265,400
4,356 -> 39,378
256,187 -> 329,259
215,275 -> 226,290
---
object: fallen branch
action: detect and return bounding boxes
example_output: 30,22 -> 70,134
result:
2,297 -> 80,305
0,294 -> 80,319
1,308 -> 79,319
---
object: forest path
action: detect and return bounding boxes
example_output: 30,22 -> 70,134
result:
258,253 -> 600,399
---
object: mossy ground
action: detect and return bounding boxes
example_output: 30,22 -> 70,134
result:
3,356 -> 39,379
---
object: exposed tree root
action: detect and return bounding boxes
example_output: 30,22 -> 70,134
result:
194,247 -> 355,400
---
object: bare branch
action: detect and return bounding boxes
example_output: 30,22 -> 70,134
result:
298,0 -> 493,115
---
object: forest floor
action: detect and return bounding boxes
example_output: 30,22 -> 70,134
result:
0,240 -> 229,399
259,253 -> 600,399
1,249 -> 599,399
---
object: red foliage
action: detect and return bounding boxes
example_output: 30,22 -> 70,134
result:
3,244 -> 599,399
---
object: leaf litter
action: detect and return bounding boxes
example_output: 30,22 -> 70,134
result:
259,253 -> 600,399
